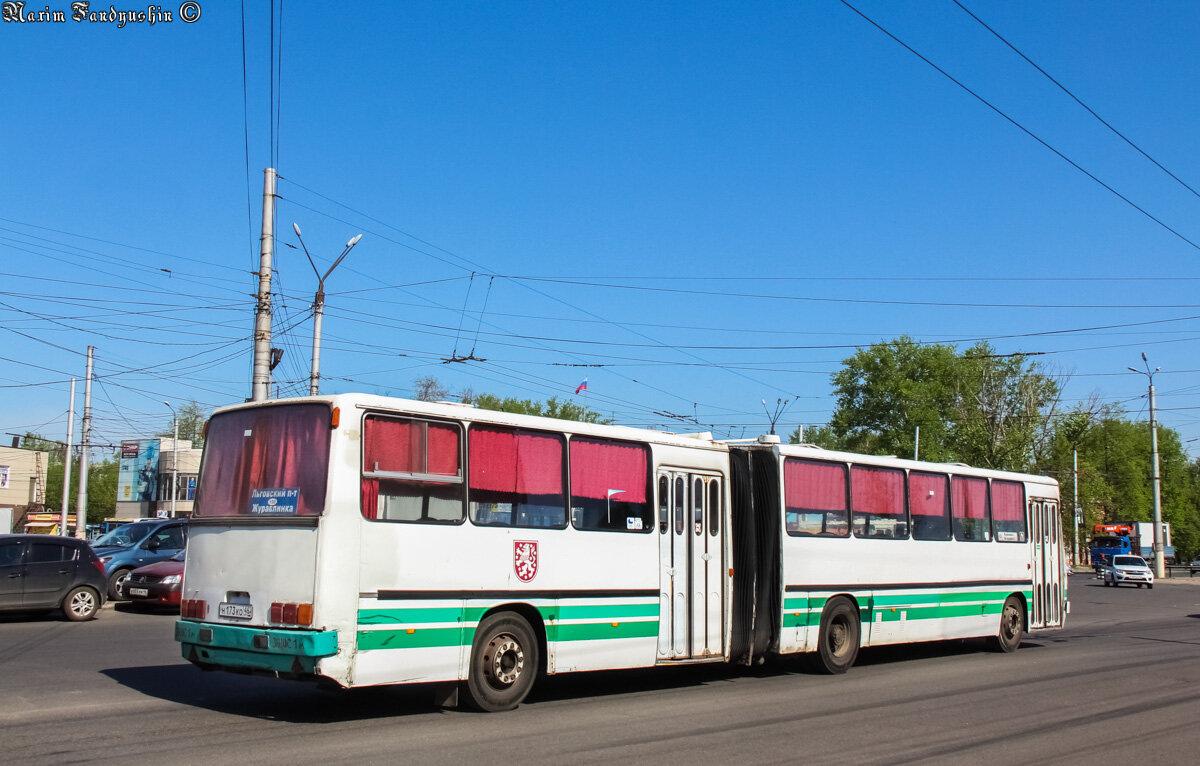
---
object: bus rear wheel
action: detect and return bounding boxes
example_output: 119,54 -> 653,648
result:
813,597 -> 859,674
991,596 -> 1024,653
463,612 -> 539,712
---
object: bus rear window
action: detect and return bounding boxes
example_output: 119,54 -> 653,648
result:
194,404 -> 331,517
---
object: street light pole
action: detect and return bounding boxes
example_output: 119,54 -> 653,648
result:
293,223 -> 362,396
1128,354 -> 1165,578
164,401 -> 177,519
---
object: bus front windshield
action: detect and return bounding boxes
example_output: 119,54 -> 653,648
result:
193,403 -> 331,517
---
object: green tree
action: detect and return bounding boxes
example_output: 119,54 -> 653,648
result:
827,337 -> 959,461
21,431 -> 66,461
951,343 -> 1061,470
787,424 -> 846,450
157,401 -> 207,448
823,337 -> 1060,470
1042,409 -> 1200,563
42,451 -> 120,525
469,393 -> 612,424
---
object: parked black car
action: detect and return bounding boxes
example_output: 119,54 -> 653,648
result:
0,534 -> 107,620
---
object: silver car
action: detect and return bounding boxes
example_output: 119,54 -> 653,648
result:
1102,555 -> 1154,588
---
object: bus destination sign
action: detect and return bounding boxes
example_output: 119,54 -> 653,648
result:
249,488 -> 301,515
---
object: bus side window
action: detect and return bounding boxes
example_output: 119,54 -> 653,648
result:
468,425 -> 566,529
569,437 -> 652,533
362,416 -> 464,524
851,465 -> 907,539
991,480 -> 1026,543
951,476 -> 991,542
910,471 -> 950,541
783,458 -> 848,538
693,477 -> 704,535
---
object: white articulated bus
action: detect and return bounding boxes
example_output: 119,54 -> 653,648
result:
176,394 -> 1066,711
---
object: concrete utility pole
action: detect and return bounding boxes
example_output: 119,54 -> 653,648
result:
61,378 -> 75,536
292,222 -> 362,396
164,401 -> 177,518
1073,447 -> 1079,566
252,168 -> 278,402
1129,353 -> 1165,578
74,346 -> 94,539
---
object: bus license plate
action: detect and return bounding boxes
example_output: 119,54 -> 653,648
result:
218,602 -> 253,620
128,587 -> 149,597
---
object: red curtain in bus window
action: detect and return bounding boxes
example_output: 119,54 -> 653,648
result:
195,404 -> 330,516
242,407 -> 329,515
569,438 -> 647,502
908,471 -> 947,516
991,480 -> 1025,521
364,417 -> 420,473
784,459 -> 846,510
361,478 -> 379,520
952,476 -> 989,519
469,428 -> 562,494
851,465 -> 904,514
364,418 -> 460,476
427,423 -> 460,476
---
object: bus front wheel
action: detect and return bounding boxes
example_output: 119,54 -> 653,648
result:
991,596 -> 1024,653
463,612 -> 539,712
813,597 -> 859,674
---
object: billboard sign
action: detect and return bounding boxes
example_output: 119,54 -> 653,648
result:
118,439 -> 160,502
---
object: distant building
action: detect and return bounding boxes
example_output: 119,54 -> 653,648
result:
0,444 -> 50,533
113,438 -> 202,520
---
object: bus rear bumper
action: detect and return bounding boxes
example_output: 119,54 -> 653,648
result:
176,619 -> 338,675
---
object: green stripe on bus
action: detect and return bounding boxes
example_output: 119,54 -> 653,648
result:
359,602 -> 659,626
547,620 -> 659,642
357,626 -> 463,650
358,607 -> 465,625
357,619 -> 658,651
546,603 -> 659,620
872,590 -> 1007,607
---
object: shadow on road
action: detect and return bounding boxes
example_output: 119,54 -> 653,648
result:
102,634 -> 1038,720
101,664 -> 440,722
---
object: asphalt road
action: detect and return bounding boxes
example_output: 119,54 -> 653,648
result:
3,575 -> 1200,765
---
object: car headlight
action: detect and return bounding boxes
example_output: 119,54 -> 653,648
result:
160,574 -> 182,585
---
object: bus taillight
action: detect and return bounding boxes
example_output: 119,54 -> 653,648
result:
270,602 -> 314,627
181,599 -> 208,619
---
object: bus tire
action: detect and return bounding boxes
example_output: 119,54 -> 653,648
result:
463,612 -> 539,712
991,596 -> 1024,653
813,597 -> 859,674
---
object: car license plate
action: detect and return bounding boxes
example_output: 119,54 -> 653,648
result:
218,602 -> 253,620
128,587 -> 149,597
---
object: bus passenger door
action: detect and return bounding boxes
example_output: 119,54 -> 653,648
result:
657,471 -> 689,659
657,470 -> 724,661
690,476 -> 723,658
1030,500 -> 1064,628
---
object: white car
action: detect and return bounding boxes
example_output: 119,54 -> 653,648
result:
1102,555 -> 1154,588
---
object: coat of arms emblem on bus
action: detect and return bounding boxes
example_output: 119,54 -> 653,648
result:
514,540 -> 538,583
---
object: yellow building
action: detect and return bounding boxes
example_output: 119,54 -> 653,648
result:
0,444 -> 50,533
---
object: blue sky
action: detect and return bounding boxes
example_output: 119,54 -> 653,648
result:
3,0 -> 1199,452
